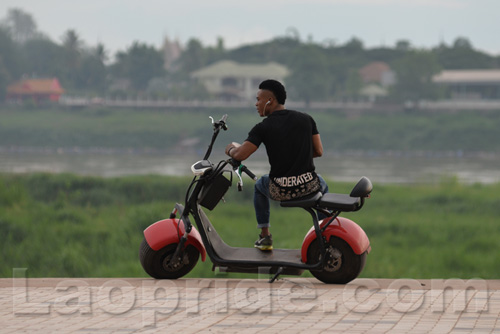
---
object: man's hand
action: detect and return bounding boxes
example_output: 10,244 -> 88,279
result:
225,142 -> 241,156
225,141 -> 258,161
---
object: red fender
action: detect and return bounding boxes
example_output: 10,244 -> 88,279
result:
143,218 -> 206,262
301,216 -> 370,263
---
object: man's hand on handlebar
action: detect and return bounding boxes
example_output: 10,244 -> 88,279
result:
225,141 -> 258,162
225,142 -> 241,157
225,140 -> 258,181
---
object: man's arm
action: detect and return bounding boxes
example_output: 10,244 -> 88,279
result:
225,141 -> 258,161
312,134 -> 323,158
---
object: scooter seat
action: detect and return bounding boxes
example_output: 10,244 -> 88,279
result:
318,193 -> 361,212
280,192 -> 322,208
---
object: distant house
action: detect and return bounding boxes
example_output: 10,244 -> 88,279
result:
358,61 -> 396,88
7,78 -> 64,102
191,60 -> 290,101
360,84 -> 388,102
357,62 -> 395,102
433,70 -> 500,100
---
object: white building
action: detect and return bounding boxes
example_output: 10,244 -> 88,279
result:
191,60 -> 290,101
433,70 -> 500,100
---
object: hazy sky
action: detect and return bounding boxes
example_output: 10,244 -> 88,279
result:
1,0 -> 498,58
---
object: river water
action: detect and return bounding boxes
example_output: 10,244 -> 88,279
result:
1,149 -> 499,184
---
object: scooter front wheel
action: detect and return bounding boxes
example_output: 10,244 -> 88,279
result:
307,236 -> 367,284
140,239 -> 199,279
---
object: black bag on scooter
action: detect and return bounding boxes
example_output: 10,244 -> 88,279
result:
198,172 -> 231,210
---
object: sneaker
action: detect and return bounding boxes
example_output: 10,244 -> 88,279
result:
254,234 -> 273,251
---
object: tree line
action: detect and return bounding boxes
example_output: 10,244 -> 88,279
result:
1,8 -> 499,103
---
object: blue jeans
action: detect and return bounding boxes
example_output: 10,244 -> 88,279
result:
254,174 -> 329,229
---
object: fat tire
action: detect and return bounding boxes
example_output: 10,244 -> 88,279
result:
139,238 -> 199,279
307,236 -> 367,284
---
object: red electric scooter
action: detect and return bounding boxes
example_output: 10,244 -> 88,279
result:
139,115 -> 372,284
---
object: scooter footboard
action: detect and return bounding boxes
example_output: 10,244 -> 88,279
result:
143,218 -> 206,261
301,217 -> 370,263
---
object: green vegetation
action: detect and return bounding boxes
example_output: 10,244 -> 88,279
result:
1,173 -> 499,279
2,107 -> 500,152
2,8 -> 500,102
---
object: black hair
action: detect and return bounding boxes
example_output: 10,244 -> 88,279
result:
259,79 -> 287,105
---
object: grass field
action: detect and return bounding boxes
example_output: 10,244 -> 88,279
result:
1,173 -> 499,280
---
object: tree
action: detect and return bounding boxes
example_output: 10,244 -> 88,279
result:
0,56 -> 11,101
61,29 -> 84,88
285,27 -> 301,42
434,36 -> 495,69
342,37 -> 364,54
62,30 -> 83,64
0,26 -> 22,100
5,8 -> 37,43
205,37 -> 225,64
179,38 -> 205,74
344,69 -> 363,100
391,50 -> 441,101
77,51 -> 107,91
286,44 -> 329,105
395,40 -> 411,52
94,43 -> 108,64
453,37 -> 472,49
75,43 -> 108,91
112,42 -> 165,91
21,37 -> 65,78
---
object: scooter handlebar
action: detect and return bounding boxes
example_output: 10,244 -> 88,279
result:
241,165 -> 257,181
230,159 -> 257,181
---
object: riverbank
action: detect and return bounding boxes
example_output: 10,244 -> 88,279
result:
2,148 -> 500,184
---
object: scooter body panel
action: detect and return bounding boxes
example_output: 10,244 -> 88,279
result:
143,218 -> 206,261
301,216 -> 370,263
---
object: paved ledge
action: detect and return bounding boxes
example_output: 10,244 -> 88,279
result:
1,277 -> 499,333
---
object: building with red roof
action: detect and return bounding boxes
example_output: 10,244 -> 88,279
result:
6,78 -> 64,102
358,61 -> 396,87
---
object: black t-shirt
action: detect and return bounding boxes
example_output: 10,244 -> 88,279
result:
246,109 -> 320,200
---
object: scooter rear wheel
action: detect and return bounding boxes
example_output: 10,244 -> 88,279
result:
140,239 -> 199,279
307,236 -> 367,284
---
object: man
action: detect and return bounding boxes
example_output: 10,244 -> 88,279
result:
225,79 -> 328,251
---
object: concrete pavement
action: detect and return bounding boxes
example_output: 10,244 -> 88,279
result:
1,276 -> 499,333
